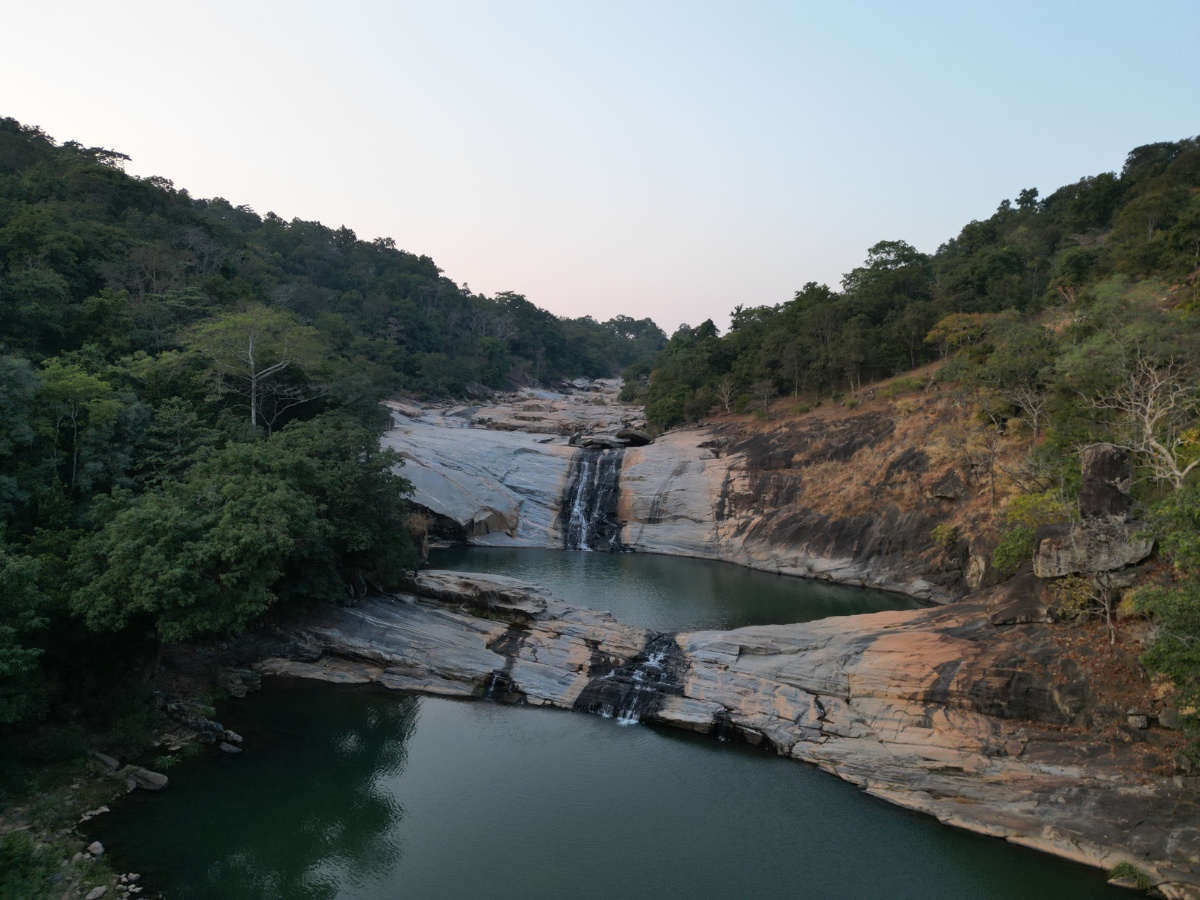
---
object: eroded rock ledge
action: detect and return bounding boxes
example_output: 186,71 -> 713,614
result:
257,571 -> 1200,897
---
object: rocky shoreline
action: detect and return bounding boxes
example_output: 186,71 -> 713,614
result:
254,570 -> 1200,898
382,382 -> 967,602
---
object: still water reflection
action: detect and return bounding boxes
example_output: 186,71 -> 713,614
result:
97,681 -> 1123,899
428,546 -> 921,630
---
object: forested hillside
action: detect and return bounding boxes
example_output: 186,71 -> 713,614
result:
635,135 -> 1200,756
636,137 -> 1200,428
0,117 -> 663,765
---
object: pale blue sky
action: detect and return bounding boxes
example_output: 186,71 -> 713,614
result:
3,0 -> 1197,332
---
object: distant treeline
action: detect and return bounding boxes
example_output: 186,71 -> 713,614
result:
633,137 -> 1200,427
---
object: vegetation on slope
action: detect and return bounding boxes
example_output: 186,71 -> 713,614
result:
634,135 -> 1200,755
0,116 -> 666,789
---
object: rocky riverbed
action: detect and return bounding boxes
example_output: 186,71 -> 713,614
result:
255,571 -> 1200,898
383,381 -> 967,600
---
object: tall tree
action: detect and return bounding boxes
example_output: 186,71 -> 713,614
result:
185,305 -> 327,432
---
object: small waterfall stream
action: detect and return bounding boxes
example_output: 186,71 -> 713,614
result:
574,633 -> 686,725
561,448 -> 625,551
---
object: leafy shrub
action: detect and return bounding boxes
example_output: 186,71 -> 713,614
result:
1048,574 -> 1094,613
1107,861 -> 1153,890
1132,580 -> 1200,757
894,398 -> 919,416
930,523 -> 958,552
0,831 -> 61,900
998,492 -> 1069,530
1134,487 -> 1200,758
877,377 -> 924,399
992,492 -> 1070,575
993,525 -> 1038,575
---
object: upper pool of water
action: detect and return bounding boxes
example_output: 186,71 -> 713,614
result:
428,546 -> 921,631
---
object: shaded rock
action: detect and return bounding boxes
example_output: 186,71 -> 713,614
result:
580,435 -> 625,450
615,427 -> 653,447
87,841 -> 104,856
220,667 -> 262,699
127,768 -> 168,791
884,447 -> 928,479
1034,521 -> 1154,578
218,741 -> 242,754
384,400 -> 424,419
1127,710 -> 1150,729
89,751 -> 119,771
927,471 -> 965,501
1079,444 -> 1132,519
85,888 -> 107,900
407,571 -> 549,621
986,574 -> 1054,625
1160,706 -> 1183,730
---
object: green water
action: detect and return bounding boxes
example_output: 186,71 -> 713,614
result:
428,546 -> 922,630
96,682 -> 1121,899
93,551 -> 1123,898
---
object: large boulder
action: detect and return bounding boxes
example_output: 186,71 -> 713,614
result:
1033,520 -> 1153,579
615,427 -> 653,447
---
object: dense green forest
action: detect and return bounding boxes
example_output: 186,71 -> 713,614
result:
0,117 -> 664,769
633,135 -> 1200,752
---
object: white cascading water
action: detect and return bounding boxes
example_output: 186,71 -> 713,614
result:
568,456 -> 592,551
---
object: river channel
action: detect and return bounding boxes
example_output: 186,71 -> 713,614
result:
94,550 -> 1124,899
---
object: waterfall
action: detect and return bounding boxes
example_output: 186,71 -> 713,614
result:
560,448 -> 625,551
573,633 -> 684,726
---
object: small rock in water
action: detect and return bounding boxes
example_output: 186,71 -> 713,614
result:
127,873 -> 141,883
223,729 -> 243,743
85,887 -> 107,900
218,741 -> 242,754
87,840 -> 105,856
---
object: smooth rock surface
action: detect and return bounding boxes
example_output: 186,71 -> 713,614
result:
127,768 -> 168,791
382,389 -> 961,600
1034,520 -> 1154,578
1079,444 -> 1133,519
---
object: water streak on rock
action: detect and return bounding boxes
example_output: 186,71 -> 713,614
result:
561,449 -> 625,551
574,633 -> 685,724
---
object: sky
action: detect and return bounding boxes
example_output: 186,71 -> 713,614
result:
2,0 -> 1198,334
